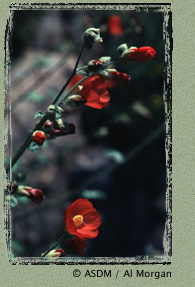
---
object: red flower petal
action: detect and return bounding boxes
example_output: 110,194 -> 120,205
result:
68,74 -> 85,93
99,91 -> 111,103
127,46 -> 156,62
77,227 -> 99,239
80,76 -> 110,109
108,71 -> 131,85
64,198 -> 101,239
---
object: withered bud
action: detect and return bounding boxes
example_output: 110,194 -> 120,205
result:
83,28 -> 103,49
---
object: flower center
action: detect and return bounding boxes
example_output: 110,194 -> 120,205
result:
73,214 -> 84,227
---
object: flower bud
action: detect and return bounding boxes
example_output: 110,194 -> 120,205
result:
32,131 -> 47,146
46,105 -> 64,120
43,120 -> 53,130
83,28 -> 103,49
120,46 -> 156,63
17,185 -> 45,204
65,95 -> 87,108
45,248 -> 66,258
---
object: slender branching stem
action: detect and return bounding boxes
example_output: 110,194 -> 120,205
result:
6,44 -> 86,172
52,43 -> 86,105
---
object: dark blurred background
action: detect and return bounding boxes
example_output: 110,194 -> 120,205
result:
8,9 -> 171,258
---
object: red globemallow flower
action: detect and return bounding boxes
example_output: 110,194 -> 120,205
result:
107,15 -> 124,35
32,130 -> 47,146
17,185 -> 45,204
80,76 -> 110,109
66,237 -> 87,256
64,198 -> 101,239
122,46 -> 156,63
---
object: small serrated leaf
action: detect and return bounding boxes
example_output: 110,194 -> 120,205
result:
28,142 -> 39,152
34,110 -> 44,119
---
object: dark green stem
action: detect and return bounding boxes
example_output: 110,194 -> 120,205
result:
52,43 -> 86,105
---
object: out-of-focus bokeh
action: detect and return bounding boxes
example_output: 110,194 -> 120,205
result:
8,9 -> 171,258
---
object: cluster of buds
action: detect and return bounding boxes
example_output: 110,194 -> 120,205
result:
77,56 -> 131,84
32,105 -> 75,146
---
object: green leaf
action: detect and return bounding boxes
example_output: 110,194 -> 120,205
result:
34,110 -> 44,119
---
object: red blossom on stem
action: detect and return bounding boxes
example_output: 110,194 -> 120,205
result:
64,198 -> 101,239
123,46 -> 156,63
80,76 -> 110,109
32,131 -> 47,146
107,15 -> 124,35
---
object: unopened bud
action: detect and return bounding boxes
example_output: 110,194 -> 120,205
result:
83,28 -> 103,49
65,95 -> 87,108
44,248 -> 66,258
32,131 -> 47,146
17,185 -> 45,204
46,105 -> 64,120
